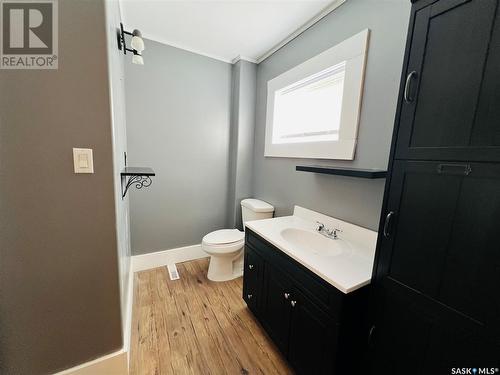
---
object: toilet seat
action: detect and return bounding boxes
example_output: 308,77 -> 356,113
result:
203,229 -> 244,245
202,229 -> 244,255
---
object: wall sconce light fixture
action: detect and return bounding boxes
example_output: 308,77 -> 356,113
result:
117,22 -> 145,65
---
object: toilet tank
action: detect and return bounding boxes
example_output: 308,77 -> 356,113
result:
241,199 -> 274,227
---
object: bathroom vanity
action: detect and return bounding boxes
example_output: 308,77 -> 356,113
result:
242,206 -> 377,375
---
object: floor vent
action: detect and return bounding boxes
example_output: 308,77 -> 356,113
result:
167,264 -> 180,280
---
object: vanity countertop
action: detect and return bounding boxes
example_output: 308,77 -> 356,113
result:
245,206 -> 378,294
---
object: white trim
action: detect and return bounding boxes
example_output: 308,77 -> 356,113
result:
131,244 -> 208,273
256,0 -> 347,63
231,55 -> 258,65
53,350 -> 127,375
103,1 -> 133,370
123,263 -> 134,365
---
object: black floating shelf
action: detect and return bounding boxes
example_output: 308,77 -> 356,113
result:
121,167 -> 155,176
296,165 -> 387,179
120,167 -> 156,198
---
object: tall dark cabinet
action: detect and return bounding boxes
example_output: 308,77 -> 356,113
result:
369,0 -> 500,372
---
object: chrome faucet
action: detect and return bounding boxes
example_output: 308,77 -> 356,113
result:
316,221 -> 325,232
316,221 -> 342,240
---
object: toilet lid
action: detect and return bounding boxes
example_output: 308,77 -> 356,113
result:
203,229 -> 244,245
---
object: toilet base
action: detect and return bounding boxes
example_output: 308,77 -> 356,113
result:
207,252 -> 243,282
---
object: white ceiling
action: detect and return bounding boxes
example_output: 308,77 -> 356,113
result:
120,0 -> 342,63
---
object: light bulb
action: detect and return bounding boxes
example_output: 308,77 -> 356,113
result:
131,36 -> 144,52
131,29 -> 144,52
132,54 -> 144,65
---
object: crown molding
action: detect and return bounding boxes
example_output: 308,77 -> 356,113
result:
256,0 -> 347,63
231,55 -> 258,64
122,0 -> 347,66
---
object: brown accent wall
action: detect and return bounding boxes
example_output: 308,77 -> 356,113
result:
0,0 -> 123,373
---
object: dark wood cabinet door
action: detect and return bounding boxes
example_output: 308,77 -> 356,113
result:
260,263 -> 293,355
287,288 -> 336,375
368,286 -> 432,375
395,0 -> 500,162
243,245 -> 263,314
372,160 -> 500,368
369,282 -> 500,374
375,160 -> 463,298
377,160 -> 500,326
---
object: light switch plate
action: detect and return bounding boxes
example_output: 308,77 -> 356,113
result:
73,148 -> 94,173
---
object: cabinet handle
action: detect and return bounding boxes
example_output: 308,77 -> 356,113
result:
290,300 -> 297,307
436,163 -> 472,176
404,71 -> 417,103
284,292 -> 290,300
368,325 -> 376,345
383,211 -> 394,239
247,294 -> 253,299
248,264 -> 254,270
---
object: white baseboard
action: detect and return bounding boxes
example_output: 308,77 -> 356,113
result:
53,350 -> 127,375
123,260 -> 134,365
131,244 -> 208,273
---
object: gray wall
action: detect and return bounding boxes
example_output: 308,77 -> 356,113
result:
125,0 -> 411,254
104,0 -> 132,335
253,0 -> 411,230
0,0 -> 123,373
227,60 -> 257,230
125,40 -> 232,255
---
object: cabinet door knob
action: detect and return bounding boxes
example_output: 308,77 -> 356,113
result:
247,294 -> 253,299
284,292 -> 290,299
290,300 -> 297,307
248,264 -> 254,270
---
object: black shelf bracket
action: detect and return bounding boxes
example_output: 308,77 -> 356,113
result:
121,167 -> 155,198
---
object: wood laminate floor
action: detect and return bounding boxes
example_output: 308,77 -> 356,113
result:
130,258 -> 293,375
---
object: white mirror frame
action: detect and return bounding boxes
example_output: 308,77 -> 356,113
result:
264,29 -> 370,160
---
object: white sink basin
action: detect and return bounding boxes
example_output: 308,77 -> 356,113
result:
280,228 -> 350,257
245,206 -> 378,293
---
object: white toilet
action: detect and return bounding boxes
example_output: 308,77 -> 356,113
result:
202,199 -> 274,281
